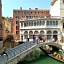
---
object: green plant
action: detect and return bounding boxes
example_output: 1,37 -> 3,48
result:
18,48 -> 43,64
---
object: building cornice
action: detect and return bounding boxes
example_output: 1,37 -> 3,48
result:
51,0 -> 57,6
20,16 -> 61,22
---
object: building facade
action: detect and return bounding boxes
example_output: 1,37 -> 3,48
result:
50,0 -> 64,17
2,17 -> 11,40
0,0 -> 3,41
50,0 -> 64,42
0,0 -> 3,54
13,8 -> 50,41
20,17 -> 61,42
9,18 -> 13,33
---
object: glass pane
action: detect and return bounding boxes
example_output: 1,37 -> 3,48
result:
21,22 -> 23,27
46,21 -> 49,25
56,21 -> 58,25
50,21 -> 52,25
53,21 -> 55,25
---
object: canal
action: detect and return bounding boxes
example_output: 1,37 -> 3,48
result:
18,51 -> 62,64
26,52 -> 62,64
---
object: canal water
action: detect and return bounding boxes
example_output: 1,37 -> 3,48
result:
26,52 -> 62,64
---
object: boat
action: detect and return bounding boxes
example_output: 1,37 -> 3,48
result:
39,45 -> 64,63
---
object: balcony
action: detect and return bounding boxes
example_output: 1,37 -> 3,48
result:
20,25 -> 59,30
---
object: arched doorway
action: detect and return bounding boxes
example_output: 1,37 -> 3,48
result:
40,31 -> 45,37
24,31 -> 28,39
47,31 -> 52,40
53,31 -> 58,41
34,31 -> 39,35
29,31 -> 33,39
33,31 -> 39,40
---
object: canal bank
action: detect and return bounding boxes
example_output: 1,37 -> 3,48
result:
26,53 -> 62,64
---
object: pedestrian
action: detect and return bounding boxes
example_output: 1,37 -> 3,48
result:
33,35 -> 36,43
35,35 -> 39,44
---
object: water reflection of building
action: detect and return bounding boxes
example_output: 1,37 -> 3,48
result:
20,17 -> 61,42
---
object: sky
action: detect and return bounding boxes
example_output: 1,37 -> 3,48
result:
2,0 -> 51,17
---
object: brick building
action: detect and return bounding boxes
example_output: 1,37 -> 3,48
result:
13,8 -> 50,41
9,17 -> 13,33
2,17 -> 11,40
0,0 -> 3,54
0,0 -> 3,41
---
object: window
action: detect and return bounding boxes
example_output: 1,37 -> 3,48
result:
16,16 -> 19,19
63,23 -> 64,28
16,26 -> 19,30
24,31 -> 28,39
38,12 -> 39,14
16,31 -> 19,34
21,22 -> 23,27
22,11 -> 25,14
41,20 -> 45,25
30,21 -> 33,26
46,21 -> 49,25
42,11 -> 43,14
50,21 -> 52,25
37,21 -> 40,26
29,21 -> 32,26
56,21 -> 58,25
24,22 -> 26,27
31,12 -> 32,14
29,31 -> 33,39
26,16 -> 29,18
40,21 -> 41,25
24,22 -> 28,27
47,31 -> 52,40
15,11 -> 19,15
29,16 -> 31,18
35,11 -> 36,14
34,21 -> 36,26
16,21 -> 19,24
53,21 -> 55,25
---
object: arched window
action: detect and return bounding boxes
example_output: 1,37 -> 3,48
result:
34,31 -> 39,35
47,31 -> 52,40
29,31 -> 33,39
40,31 -> 44,37
24,31 -> 28,39
53,31 -> 58,35
53,31 -> 58,40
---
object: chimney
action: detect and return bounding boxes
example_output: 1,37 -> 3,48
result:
35,8 -> 38,10
20,7 -> 22,10
29,8 -> 31,10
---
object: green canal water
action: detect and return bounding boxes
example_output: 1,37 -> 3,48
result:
26,53 -> 62,64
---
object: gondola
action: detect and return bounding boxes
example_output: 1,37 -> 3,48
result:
39,46 -> 64,63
